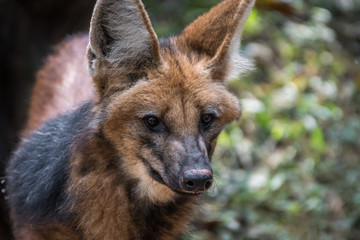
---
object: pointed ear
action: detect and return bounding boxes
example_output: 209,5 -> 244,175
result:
87,0 -> 160,93
176,0 -> 255,81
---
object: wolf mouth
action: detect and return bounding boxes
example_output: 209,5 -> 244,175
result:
173,189 -> 201,196
139,156 -> 201,196
148,168 -> 203,196
148,166 -> 166,185
137,155 -> 167,185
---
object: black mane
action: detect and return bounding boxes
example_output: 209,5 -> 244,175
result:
7,102 -> 92,223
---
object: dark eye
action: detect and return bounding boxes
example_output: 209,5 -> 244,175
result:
144,116 -> 160,130
201,114 -> 214,129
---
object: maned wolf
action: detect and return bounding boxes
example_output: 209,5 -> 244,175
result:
7,0 -> 255,239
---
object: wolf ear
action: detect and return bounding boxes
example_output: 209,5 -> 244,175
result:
176,0 -> 255,81
87,0 -> 160,93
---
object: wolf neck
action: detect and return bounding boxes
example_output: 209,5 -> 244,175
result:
67,127 -> 197,240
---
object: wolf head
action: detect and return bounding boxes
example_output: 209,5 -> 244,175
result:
87,0 -> 255,203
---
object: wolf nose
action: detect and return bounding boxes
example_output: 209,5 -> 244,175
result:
181,169 -> 213,193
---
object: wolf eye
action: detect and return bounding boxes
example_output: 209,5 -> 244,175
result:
144,116 -> 160,130
201,114 -> 214,129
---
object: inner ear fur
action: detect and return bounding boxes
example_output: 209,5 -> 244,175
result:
87,0 -> 161,94
176,0 -> 255,81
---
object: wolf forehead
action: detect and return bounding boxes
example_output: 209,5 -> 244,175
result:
104,41 -> 242,123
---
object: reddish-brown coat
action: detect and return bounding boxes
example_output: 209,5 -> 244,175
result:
23,35 -> 93,137
10,0 -> 255,239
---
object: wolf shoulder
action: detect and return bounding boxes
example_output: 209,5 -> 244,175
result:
6,102 -> 92,221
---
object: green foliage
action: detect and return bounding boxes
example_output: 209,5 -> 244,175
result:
144,0 -> 360,239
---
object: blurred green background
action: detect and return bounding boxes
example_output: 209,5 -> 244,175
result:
142,0 -> 360,239
1,0 -> 359,239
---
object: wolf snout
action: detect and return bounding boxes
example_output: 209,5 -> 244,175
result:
181,169 -> 213,194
